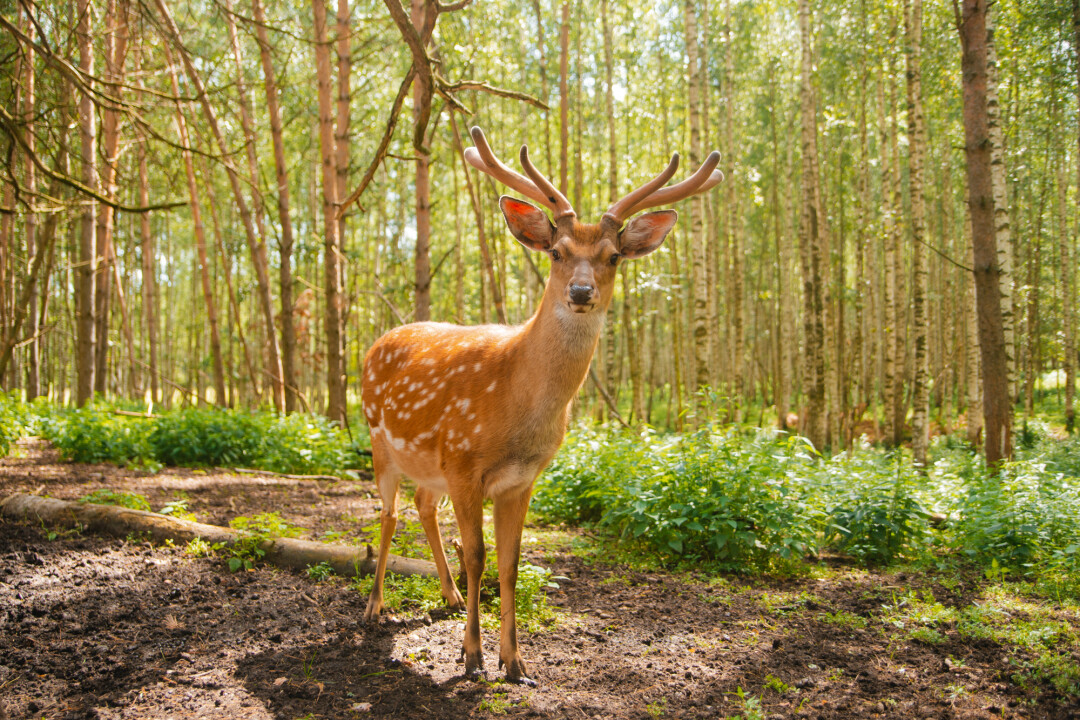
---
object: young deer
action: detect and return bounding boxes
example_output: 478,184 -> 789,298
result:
360,127 -> 722,685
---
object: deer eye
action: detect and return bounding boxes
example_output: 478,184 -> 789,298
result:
609,253 -> 621,266
550,248 -> 561,262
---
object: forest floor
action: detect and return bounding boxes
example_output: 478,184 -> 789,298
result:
2,438 -> 1079,720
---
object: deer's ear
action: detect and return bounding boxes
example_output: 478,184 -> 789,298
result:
619,210 -> 677,259
500,196 -> 555,251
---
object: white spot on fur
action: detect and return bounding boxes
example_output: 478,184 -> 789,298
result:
486,381 -> 496,392
473,362 -> 481,372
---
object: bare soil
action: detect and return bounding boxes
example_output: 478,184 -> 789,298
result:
2,438 -> 1078,720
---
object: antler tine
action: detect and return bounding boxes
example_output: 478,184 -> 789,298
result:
519,145 -> 575,221
624,150 -> 723,217
463,127 -> 554,212
603,153 -> 681,226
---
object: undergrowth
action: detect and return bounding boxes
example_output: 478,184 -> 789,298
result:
533,417 -> 1080,597
36,402 -> 359,476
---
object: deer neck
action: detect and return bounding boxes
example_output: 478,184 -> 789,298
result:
511,280 -> 607,410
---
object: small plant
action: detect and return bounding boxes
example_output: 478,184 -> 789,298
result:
229,512 -> 305,538
645,697 -> 668,717
185,537 -> 217,558
79,489 -> 151,512
350,572 -> 446,614
158,497 -> 197,522
724,686 -> 764,720
909,626 -> 947,645
479,693 -> 513,714
820,611 -> 868,630
306,561 -> 335,582
764,674 -> 793,694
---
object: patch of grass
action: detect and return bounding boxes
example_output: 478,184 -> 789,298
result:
185,537 -> 217,558
350,572 -> 446,614
819,611 -> 868,630
909,626 -> 947,645
78,489 -> 151,512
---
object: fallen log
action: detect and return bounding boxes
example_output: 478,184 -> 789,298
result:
0,492 -> 438,580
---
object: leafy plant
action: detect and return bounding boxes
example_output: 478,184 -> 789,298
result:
78,489 -> 151,512
306,561 -> 335,582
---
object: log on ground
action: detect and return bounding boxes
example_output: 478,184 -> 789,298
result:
0,492 -> 437,579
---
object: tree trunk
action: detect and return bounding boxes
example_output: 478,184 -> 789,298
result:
166,51 -> 227,406
20,4 -> 40,399
985,6 -> 1015,404
154,0 -> 287,412
313,0 -> 347,423
905,0 -> 930,466
957,0 -> 1012,466
797,0 -> 827,452
76,0 -> 96,406
335,0 -> 352,396
684,0 -> 709,414
558,1 -> 570,197
411,0 -> 433,323
135,138 -> 160,405
251,0 -> 300,412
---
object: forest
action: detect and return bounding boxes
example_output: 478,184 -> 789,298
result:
2,0 -> 1080,717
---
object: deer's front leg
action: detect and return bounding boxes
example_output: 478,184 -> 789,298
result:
451,485 -> 486,678
493,484 -> 536,686
364,443 -> 400,622
414,486 -> 465,611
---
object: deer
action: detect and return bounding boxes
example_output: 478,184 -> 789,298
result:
360,126 -> 722,686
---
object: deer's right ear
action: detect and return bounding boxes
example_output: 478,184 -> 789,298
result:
499,196 -> 555,251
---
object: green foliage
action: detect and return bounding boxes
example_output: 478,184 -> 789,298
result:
0,392 -> 26,458
535,424 -> 819,573
78,489 -> 151,512
536,421 -> 1080,592
823,451 -> 930,566
151,409 -> 264,467
306,561 -> 336,582
41,404 -> 158,469
350,572 -> 446,614
487,562 -> 560,631
37,402 -> 356,476
224,512 -> 305,571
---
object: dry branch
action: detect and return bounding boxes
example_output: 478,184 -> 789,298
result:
0,493 -> 438,580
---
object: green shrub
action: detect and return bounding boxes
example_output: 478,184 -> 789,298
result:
151,409 -> 264,467
0,392 -> 25,458
259,412 -> 353,476
42,404 -> 157,468
821,450 -> 930,565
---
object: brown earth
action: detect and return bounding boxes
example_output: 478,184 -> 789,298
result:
2,438 -> 1079,720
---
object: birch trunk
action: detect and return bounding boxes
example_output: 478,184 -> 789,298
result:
905,0 -> 930,466
985,6 -> 1015,404
684,0 -> 709,413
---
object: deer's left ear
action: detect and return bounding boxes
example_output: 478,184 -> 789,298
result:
618,210 -> 678,259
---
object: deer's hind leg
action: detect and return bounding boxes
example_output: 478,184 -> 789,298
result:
414,486 -> 465,611
363,436 -> 401,622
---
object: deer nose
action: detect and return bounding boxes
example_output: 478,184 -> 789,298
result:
569,284 -> 594,305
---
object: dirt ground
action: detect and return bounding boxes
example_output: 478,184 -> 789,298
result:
2,438 -> 1079,720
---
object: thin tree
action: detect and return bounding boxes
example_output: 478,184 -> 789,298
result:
797,0 -> 828,452
251,0 -> 300,411
905,0 -> 930,466
75,0 -> 96,405
955,0 -> 1012,466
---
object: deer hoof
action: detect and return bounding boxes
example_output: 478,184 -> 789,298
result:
462,649 -> 485,679
500,657 -> 535,686
363,596 -> 383,623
